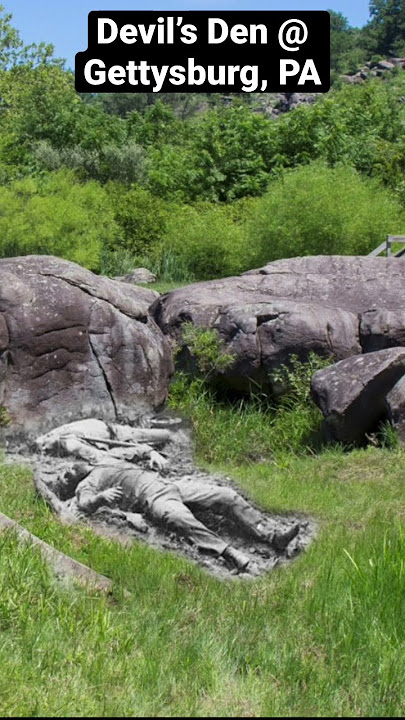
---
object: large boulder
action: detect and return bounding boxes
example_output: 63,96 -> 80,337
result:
311,348 -> 405,443
0,256 -> 173,432
152,256 -> 405,392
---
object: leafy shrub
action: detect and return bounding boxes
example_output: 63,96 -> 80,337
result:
0,406 -> 11,428
163,200 -> 254,280
104,183 -> 169,257
270,352 -> 332,405
179,323 -> 235,377
248,163 -> 405,265
168,349 -> 327,463
34,141 -> 148,185
0,171 -> 119,271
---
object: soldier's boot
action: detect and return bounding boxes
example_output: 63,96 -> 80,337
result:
222,545 -> 251,572
271,523 -> 300,552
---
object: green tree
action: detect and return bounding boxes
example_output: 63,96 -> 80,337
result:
147,105 -> 276,202
127,100 -> 183,146
329,10 -> 364,73
0,65 -> 80,165
0,4 -> 61,69
361,0 -> 405,56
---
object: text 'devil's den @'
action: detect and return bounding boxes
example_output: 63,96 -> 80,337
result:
75,12 -> 330,93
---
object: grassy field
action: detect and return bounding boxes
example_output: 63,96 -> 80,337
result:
1,423 -> 405,716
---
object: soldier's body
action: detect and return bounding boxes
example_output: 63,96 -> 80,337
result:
36,418 -> 300,571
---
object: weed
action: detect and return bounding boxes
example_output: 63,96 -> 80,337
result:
0,406 -> 11,428
180,322 -> 235,378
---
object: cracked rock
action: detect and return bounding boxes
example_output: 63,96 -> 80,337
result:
0,255 -> 173,433
152,256 -> 405,394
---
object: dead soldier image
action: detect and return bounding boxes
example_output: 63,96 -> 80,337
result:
35,418 -> 301,574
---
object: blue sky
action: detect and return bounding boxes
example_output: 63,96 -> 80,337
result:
8,1 -> 370,69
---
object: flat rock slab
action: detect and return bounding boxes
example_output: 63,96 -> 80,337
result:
0,511 -> 113,592
152,256 -> 405,392
311,347 -> 405,443
0,255 -> 173,434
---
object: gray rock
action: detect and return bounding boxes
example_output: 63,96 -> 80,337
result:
311,348 -> 405,443
0,255 -> 173,433
114,268 -> 157,285
340,74 -> 358,84
274,93 -> 318,114
377,60 -> 395,70
386,375 -> 405,440
360,309 -> 405,352
152,256 -> 405,393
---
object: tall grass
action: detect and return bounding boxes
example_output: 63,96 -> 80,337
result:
168,351 -> 331,464
99,247 -> 195,284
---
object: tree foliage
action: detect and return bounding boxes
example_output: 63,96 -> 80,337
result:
362,0 -> 405,56
0,4 -> 405,283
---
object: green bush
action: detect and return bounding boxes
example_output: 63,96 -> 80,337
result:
248,163 -> 405,265
104,183 -> 169,257
103,162 -> 405,283
163,200 -> 254,280
0,171 -> 118,271
270,352 -> 332,406
0,406 -> 11,427
179,322 -> 235,377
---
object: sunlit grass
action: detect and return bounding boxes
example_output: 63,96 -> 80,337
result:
1,435 -> 405,715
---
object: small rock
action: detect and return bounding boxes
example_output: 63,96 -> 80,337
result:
115,268 -> 157,285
